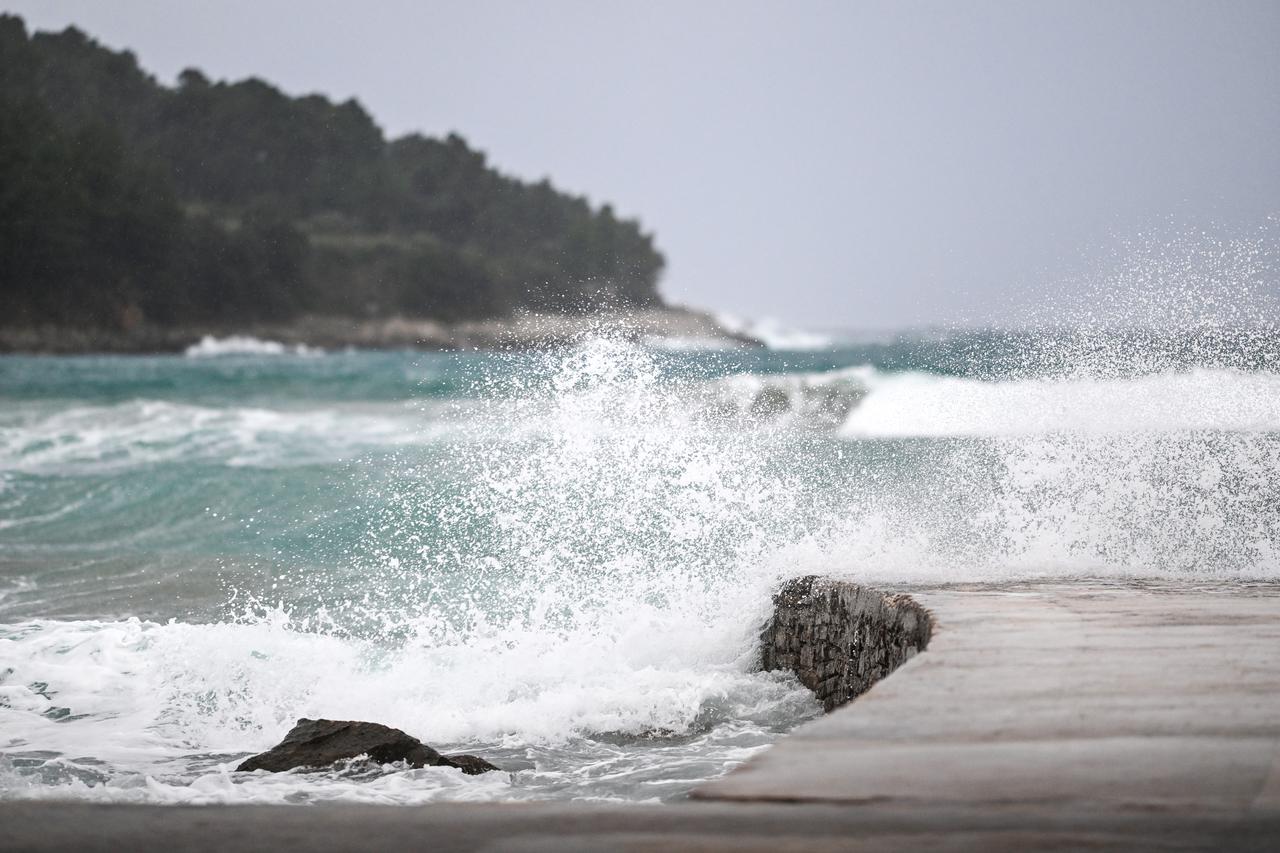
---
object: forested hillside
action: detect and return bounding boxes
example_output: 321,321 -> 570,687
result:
0,15 -> 666,332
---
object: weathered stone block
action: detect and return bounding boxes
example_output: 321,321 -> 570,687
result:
759,576 -> 932,713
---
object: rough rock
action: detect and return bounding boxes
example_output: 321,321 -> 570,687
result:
236,718 -> 499,774
760,576 -> 932,712
442,754 -> 501,776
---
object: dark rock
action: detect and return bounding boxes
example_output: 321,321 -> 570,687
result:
760,576 -> 932,712
237,718 -> 450,773
442,754 -> 501,775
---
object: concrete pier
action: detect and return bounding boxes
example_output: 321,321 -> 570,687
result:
699,581 -> 1280,814
3,581 -> 1279,851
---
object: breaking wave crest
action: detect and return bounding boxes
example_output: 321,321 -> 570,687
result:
0,400 -> 431,473
841,365 -> 1280,437
2,338 -> 831,804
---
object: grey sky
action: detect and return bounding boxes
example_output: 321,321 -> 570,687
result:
8,1 -> 1279,329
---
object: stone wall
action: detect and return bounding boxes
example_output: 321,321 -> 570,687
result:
760,575 -> 932,712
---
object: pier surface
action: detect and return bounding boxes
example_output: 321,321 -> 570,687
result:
4,581 -> 1279,851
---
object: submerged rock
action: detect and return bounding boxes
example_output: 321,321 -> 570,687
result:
236,718 -> 499,774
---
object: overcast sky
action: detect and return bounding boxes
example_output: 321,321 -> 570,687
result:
8,1 -> 1280,329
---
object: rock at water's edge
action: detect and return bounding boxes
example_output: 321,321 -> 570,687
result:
443,754 -> 501,776
761,576 -> 932,712
236,718 -> 499,774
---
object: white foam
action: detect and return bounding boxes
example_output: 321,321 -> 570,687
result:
4,335 -> 1279,806
0,605 -> 814,804
0,400 -> 431,472
184,336 -> 321,358
0,339 -> 826,804
710,366 -> 872,428
767,420 -> 1280,583
841,367 -> 1280,437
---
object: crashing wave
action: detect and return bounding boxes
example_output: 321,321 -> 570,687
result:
840,366 -> 1280,437
710,366 -> 871,428
0,400 -> 428,473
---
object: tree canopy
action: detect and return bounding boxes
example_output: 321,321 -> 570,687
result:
0,15 -> 666,330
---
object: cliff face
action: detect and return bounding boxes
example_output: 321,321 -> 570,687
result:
761,576 -> 932,712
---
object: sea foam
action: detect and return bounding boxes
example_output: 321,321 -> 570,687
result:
185,336 -> 321,358
840,366 -> 1280,437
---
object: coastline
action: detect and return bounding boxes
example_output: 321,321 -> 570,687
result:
0,306 -> 759,355
3,579 -> 1277,851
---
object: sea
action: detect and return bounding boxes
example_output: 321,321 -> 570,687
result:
1,317 -> 1278,805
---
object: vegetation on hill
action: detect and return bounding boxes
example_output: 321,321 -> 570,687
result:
0,15 -> 666,332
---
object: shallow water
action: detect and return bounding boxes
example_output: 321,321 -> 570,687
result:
2,327 -> 1278,804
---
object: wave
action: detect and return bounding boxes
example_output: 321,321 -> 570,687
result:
3,337 -> 1279,805
0,339 -> 827,801
691,363 -> 1280,437
840,367 -> 1280,437
0,400 -> 432,473
0,603 -> 813,804
185,336 -> 322,358
695,362 -> 1280,580
707,366 -> 871,428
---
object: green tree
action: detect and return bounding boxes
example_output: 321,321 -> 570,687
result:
0,13 -> 667,333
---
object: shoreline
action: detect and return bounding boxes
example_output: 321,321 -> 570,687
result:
0,306 -> 759,356
3,578 -> 1278,850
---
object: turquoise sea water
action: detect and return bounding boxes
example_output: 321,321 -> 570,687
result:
2,329 -> 1278,803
